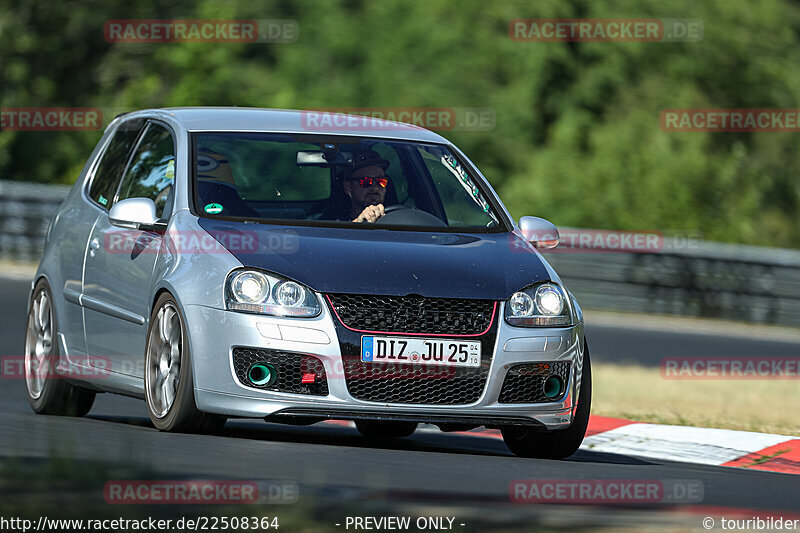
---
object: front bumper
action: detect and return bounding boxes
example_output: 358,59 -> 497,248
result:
185,302 -> 585,431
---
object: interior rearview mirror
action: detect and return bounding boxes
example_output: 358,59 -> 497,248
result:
296,150 -> 353,166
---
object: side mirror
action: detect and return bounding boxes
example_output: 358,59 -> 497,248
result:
519,216 -> 559,249
109,198 -> 165,231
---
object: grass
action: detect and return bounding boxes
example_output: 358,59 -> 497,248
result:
592,363 -> 800,436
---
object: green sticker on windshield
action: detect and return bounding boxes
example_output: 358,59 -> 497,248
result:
204,203 -> 223,215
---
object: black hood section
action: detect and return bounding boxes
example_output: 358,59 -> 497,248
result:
197,219 -> 550,300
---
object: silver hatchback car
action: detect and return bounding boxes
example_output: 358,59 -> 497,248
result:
25,107 -> 590,458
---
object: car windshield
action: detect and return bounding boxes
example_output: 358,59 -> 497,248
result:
192,133 -> 503,231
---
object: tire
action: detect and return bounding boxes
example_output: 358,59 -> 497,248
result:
501,341 -> 592,459
144,293 -> 226,433
25,280 -> 95,416
355,420 -> 418,439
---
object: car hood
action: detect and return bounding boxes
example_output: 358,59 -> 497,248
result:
197,218 -> 550,300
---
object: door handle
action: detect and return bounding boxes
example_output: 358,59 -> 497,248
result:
89,238 -> 100,256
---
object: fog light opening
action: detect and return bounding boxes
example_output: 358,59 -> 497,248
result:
543,375 -> 564,400
248,363 -> 276,387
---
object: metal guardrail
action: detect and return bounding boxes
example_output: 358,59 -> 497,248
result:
544,237 -> 800,328
1,180 -> 799,327
0,180 -> 70,263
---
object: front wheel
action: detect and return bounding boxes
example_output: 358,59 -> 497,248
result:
144,294 -> 226,433
25,280 -> 95,416
501,342 -> 592,459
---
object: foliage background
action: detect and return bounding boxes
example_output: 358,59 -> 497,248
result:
1,0 -> 798,247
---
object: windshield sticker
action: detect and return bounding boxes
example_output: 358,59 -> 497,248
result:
441,154 -> 495,215
204,203 -> 223,215
98,195 -> 108,206
165,159 -> 175,180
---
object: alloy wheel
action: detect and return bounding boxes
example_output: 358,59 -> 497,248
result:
25,289 -> 53,399
146,302 -> 183,418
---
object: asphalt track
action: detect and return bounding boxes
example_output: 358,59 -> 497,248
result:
1,276 -> 798,530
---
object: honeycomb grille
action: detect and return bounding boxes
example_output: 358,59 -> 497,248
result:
326,294 -> 495,335
498,361 -> 571,403
341,356 -> 490,405
232,347 -> 328,396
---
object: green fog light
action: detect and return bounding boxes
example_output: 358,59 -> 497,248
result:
543,375 -> 564,399
248,363 -> 275,387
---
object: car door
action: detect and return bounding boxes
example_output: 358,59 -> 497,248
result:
57,117 -> 146,362
82,121 -> 176,377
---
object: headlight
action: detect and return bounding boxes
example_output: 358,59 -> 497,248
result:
535,284 -> 564,315
230,271 -> 270,303
505,282 -> 574,327
226,269 -> 320,317
509,291 -> 535,316
274,281 -> 304,307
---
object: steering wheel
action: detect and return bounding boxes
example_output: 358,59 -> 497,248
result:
382,204 -> 411,214
375,204 -> 447,227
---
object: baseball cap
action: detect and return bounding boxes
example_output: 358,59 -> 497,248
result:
349,150 -> 390,174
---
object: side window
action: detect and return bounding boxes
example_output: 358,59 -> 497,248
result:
88,118 -> 145,209
116,123 -> 176,219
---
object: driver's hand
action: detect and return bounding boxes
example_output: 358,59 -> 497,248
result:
353,204 -> 385,223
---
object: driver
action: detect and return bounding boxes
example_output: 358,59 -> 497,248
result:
342,150 -> 391,223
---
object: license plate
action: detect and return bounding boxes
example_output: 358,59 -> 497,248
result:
361,336 -> 481,367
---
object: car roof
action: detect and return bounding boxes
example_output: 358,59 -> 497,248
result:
115,107 -> 451,143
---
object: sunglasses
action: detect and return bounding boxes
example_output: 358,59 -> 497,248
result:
347,176 -> 389,188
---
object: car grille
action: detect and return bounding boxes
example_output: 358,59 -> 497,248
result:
326,293 -> 495,335
498,361 -> 571,403
341,356 -> 491,405
232,347 -> 328,396
326,293 -> 498,405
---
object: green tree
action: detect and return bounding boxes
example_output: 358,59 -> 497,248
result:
2,0 -> 799,247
